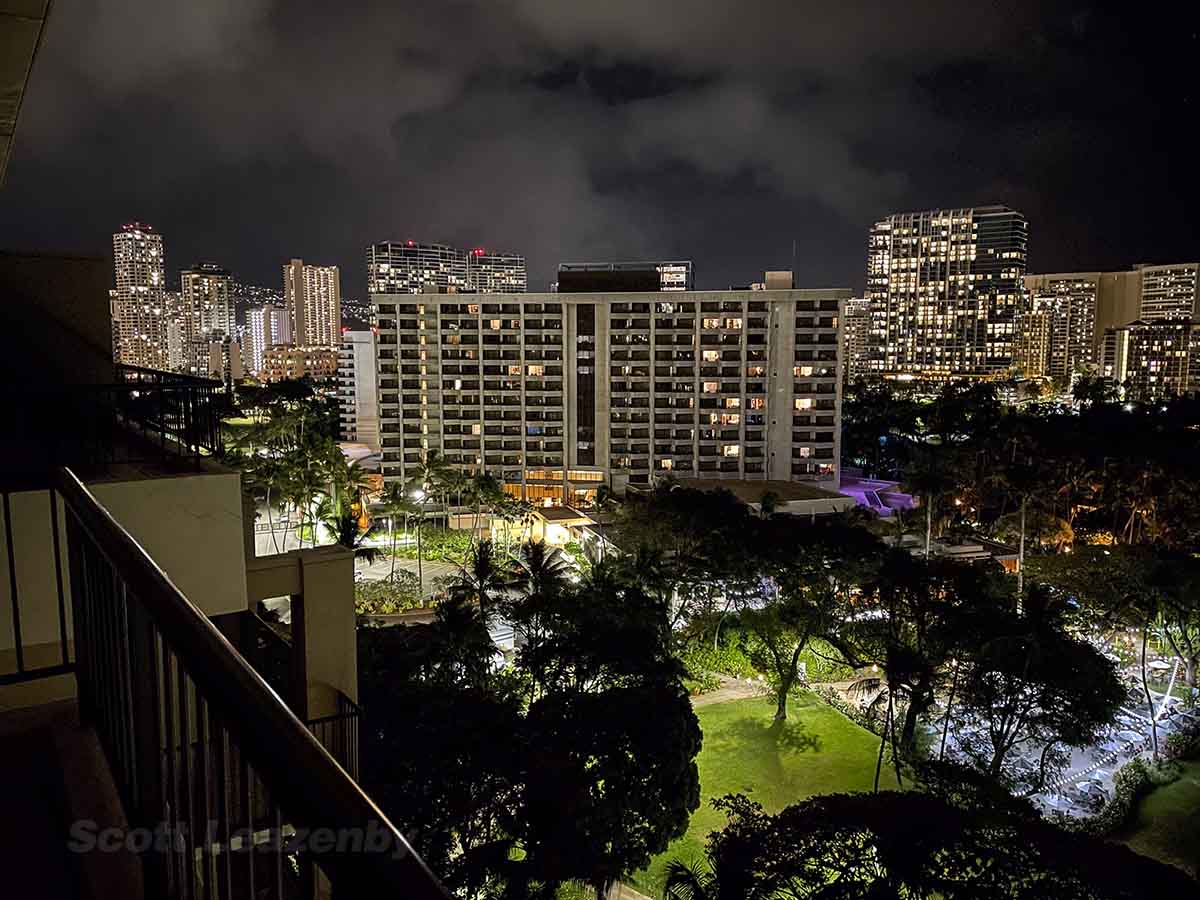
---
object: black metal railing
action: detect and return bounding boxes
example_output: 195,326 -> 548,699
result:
0,365 -> 224,475
308,692 -> 362,783
59,467 -> 447,899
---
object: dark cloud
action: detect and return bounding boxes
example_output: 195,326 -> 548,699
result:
1,1 -> 1197,295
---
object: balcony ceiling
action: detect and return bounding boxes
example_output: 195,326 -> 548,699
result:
0,0 -> 51,187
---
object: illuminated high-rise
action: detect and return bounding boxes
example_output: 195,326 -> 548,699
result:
284,259 -> 341,348
866,205 -> 1028,378
110,222 -> 169,369
366,241 -> 526,294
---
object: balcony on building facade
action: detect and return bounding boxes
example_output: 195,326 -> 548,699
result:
0,364 -> 446,899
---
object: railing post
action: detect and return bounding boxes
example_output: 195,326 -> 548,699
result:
128,600 -> 169,895
66,515 -> 94,723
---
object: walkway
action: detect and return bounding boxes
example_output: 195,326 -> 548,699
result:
692,674 -> 769,707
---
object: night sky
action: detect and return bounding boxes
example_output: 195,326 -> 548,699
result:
2,1 -> 1198,296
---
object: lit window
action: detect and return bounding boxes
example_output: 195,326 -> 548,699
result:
490,319 -> 502,330
725,398 -> 741,409
702,350 -> 719,362
795,398 -> 813,410
723,445 -> 740,457
703,318 -> 721,328
749,398 -> 765,409
454,379 -> 463,390
527,365 -> 545,376
794,365 -> 813,376
467,304 -> 479,314
660,459 -> 673,470
798,446 -> 812,458
725,318 -> 743,329
720,414 -> 741,425
702,381 -> 719,393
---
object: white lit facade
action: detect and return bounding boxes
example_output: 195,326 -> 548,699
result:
338,330 -> 379,450
367,241 -> 526,294
284,259 -> 342,348
372,288 -> 846,506
866,206 -> 1028,378
111,222 -> 169,369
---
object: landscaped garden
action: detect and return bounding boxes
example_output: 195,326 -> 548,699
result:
1115,759 -> 1200,879
630,693 -> 883,898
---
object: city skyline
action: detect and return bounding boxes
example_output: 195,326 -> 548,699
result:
2,3 -> 1197,297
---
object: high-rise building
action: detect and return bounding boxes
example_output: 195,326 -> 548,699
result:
842,298 -> 872,382
1013,302 -> 1052,378
245,303 -> 291,375
372,281 -> 846,505
1022,274 -> 1097,376
866,205 -> 1028,378
467,248 -> 528,293
366,241 -> 526,294
110,222 -> 169,369
181,263 -> 233,340
284,259 -> 341,348
338,330 -> 379,450
556,261 -> 694,293
1102,319 -> 1200,400
1137,262 -> 1199,321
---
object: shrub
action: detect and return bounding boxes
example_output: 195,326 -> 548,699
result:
1054,756 -> 1179,837
1163,720 -> 1200,761
678,637 -> 755,681
355,574 -> 424,616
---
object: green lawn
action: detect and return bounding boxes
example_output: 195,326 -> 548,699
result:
630,693 -> 883,898
1115,759 -> 1200,879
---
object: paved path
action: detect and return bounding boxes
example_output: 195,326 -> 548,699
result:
358,555 -> 459,600
692,674 -> 770,707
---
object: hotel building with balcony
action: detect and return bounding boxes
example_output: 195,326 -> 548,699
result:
372,283 -> 846,506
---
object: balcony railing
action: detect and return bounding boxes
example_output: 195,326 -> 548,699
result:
57,468 -> 447,898
1,364 -> 224,474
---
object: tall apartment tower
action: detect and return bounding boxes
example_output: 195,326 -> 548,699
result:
1103,320 -> 1200,400
372,284 -> 846,505
111,222 -> 169,369
245,303 -> 291,375
284,259 -> 341,348
338,330 -> 379,450
366,241 -> 526,294
866,205 -> 1028,378
1021,274 -> 1098,376
841,298 -> 872,382
1137,263 -> 1200,321
180,263 -> 233,339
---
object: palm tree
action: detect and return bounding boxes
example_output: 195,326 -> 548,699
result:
449,539 -> 515,619
468,472 -> 503,548
316,495 -> 382,565
379,481 -> 419,582
902,443 -> 957,559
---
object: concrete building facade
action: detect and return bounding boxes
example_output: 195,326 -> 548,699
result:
338,330 -> 379,450
1138,262 -> 1199,322
110,222 -> 169,369
1102,319 -> 1200,400
245,303 -> 291,375
367,241 -> 526,295
866,205 -> 1028,378
842,298 -> 872,382
372,286 -> 846,506
261,345 -> 338,383
284,259 -> 341,349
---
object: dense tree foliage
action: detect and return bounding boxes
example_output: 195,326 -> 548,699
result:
665,788 -> 1195,900
358,550 -> 701,900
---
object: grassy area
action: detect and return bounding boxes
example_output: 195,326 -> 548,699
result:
1114,759 -> 1200,879
630,693 -> 883,898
